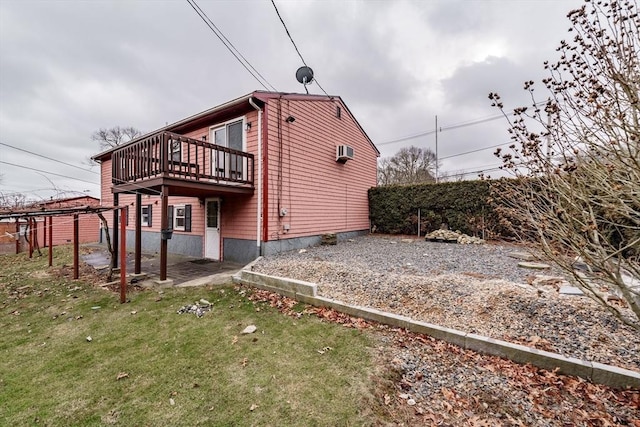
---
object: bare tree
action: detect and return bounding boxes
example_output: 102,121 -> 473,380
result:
92,126 -> 142,150
0,192 -> 29,210
489,0 -> 639,330
377,146 -> 438,185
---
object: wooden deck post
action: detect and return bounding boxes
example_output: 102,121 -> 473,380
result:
112,193 -> 119,269
28,218 -> 33,258
135,193 -> 142,274
48,215 -> 53,267
160,186 -> 168,281
15,218 -> 19,255
73,214 -> 79,279
120,208 -> 127,303
43,216 -> 47,248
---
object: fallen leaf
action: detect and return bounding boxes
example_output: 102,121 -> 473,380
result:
249,403 -> 258,411
116,372 -> 129,380
232,335 -> 238,345
241,357 -> 248,368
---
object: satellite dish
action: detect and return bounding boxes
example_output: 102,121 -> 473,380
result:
295,66 -> 314,85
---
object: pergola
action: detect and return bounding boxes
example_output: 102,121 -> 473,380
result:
0,205 -> 130,303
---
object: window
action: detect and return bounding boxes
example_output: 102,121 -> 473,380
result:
141,205 -> 152,227
210,118 -> 245,179
169,139 -> 181,163
169,204 -> 191,232
174,205 -> 186,231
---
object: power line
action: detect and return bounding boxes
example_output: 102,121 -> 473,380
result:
377,102 -> 548,147
439,142 -> 509,160
0,142 -> 99,175
444,165 -> 503,179
271,0 -> 307,66
0,161 -> 99,185
377,129 -> 437,147
270,0 -> 331,97
186,0 -> 276,91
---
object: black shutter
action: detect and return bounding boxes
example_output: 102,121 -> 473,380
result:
185,205 -> 192,232
167,205 -> 174,231
147,204 -> 153,227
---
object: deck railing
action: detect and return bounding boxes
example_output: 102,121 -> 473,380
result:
111,132 -> 254,187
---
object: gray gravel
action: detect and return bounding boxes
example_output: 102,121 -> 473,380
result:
253,235 -> 640,372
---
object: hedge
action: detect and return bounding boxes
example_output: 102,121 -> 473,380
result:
368,181 -> 505,238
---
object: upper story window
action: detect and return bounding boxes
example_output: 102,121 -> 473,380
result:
169,139 -> 181,162
210,118 -> 245,179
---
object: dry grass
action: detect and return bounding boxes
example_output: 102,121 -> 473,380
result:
0,246 -> 385,426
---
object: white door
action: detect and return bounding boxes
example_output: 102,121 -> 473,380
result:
205,199 -> 220,260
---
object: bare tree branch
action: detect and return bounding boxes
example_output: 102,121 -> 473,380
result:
92,126 -> 142,150
489,0 -> 640,330
378,146 -> 438,186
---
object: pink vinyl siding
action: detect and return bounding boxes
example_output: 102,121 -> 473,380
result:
95,92 -> 377,261
99,110 -> 262,255
263,98 -> 376,241
47,215 -> 100,246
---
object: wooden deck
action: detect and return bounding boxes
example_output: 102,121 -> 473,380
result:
111,131 -> 254,196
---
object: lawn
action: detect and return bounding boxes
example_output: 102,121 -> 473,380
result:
0,247 -> 382,426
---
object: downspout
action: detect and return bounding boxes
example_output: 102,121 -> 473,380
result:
249,97 -> 262,255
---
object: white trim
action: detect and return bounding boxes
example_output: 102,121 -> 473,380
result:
208,116 -> 247,151
173,204 -> 186,231
209,116 -> 247,181
141,205 -> 150,227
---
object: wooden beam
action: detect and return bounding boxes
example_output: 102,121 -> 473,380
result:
28,218 -> 33,258
160,185 -> 168,281
120,208 -> 127,304
113,193 -> 119,269
48,215 -> 53,267
15,218 -> 19,255
73,214 -> 79,279
135,193 -> 141,274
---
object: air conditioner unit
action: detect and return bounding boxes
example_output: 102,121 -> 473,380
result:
336,145 -> 354,163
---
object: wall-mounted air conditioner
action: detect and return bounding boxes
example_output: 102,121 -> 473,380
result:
336,145 -> 354,163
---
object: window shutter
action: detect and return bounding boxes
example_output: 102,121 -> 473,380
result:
167,205 -> 174,231
185,205 -> 192,232
147,204 -> 153,227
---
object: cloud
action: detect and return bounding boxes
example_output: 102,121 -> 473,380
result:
0,0 -> 585,198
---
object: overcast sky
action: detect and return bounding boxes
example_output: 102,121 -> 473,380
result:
0,0 -> 582,202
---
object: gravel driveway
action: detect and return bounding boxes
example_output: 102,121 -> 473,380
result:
253,235 -> 640,372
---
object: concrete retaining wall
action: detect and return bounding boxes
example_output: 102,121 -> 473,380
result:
233,265 -> 640,389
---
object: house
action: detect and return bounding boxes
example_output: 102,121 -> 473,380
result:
0,196 -> 101,254
92,91 -> 379,278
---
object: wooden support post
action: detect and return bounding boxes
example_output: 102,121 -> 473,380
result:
120,208 -> 127,303
160,186 -> 168,281
48,215 -> 53,267
113,193 -> 119,269
15,218 -> 19,255
28,218 -> 33,258
73,214 -> 79,279
135,193 -> 142,274
43,216 -> 47,248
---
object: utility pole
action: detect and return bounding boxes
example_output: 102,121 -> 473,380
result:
435,115 -> 439,183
